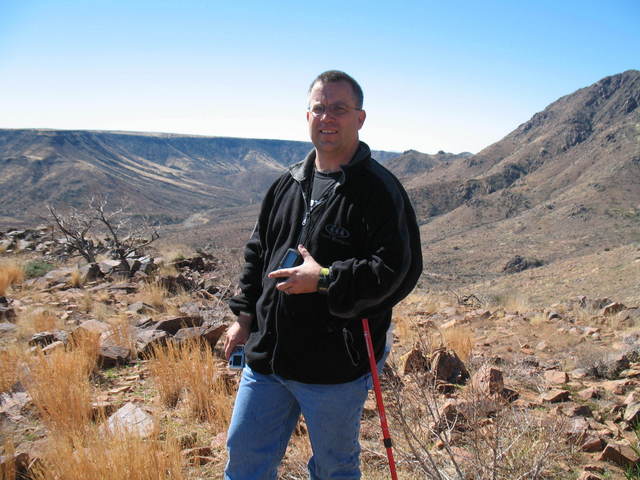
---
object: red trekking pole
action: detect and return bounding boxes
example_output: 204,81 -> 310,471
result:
362,318 -> 398,480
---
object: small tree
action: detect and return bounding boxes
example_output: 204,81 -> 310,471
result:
48,197 -> 159,268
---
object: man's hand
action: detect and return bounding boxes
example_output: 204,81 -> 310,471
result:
268,244 -> 322,295
224,313 -> 252,360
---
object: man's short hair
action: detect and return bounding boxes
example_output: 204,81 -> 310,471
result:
308,70 -> 364,109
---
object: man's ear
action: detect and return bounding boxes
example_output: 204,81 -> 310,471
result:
357,110 -> 366,130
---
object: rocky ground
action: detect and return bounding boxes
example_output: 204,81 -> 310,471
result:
0,226 -> 639,479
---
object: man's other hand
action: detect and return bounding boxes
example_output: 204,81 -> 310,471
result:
224,314 -> 251,360
268,245 -> 322,295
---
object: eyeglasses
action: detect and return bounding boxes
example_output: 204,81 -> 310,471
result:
307,103 -> 362,118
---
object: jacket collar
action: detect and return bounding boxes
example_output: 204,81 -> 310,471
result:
290,141 -> 371,185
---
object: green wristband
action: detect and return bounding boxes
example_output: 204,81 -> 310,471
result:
317,267 -> 331,294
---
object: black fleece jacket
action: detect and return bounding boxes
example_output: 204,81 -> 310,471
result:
229,142 -> 422,384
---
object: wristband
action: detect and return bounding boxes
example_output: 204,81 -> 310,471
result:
317,267 -> 331,294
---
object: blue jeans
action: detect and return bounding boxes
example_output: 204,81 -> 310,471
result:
224,357 -> 385,480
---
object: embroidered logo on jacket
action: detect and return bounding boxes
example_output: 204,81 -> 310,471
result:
324,224 -> 350,239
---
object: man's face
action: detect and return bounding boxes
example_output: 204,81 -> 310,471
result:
306,80 -> 366,157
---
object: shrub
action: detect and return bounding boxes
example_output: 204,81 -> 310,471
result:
23,260 -> 55,279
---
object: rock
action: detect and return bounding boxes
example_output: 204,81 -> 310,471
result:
0,322 -> 17,335
73,319 -> 111,339
42,341 -> 65,354
540,389 -> 570,403
399,348 -> 429,375
431,348 -> 469,385
0,392 -> 32,423
135,329 -> 168,357
201,323 -> 227,347
563,403 -> 593,417
210,431 -> 226,450
578,387 -> 601,400
602,302 -> 626,316
29,330 -> 68,347
470,364 -> 504,396
127,301 -> 155,314
597,443 -> 639,468
154,316 -> 203,335
80,263 -> 103,283
105,402 -> 155,438
547,311 -> 561,320
623,402 -> 640,426
566,416 -> 589,441
0,297 -> 16,322
581,435 -> 606,452
544,370 -> 569,384
583,464 -> 604,473
576,473 -> 602,480
502,255 -> 543,274
624,392 -> 640,406
590,352 -> 631,379
159,274 -> 196,294
536,340 -> 548,351
98,345 -> 131,368
0,450 -> 29,479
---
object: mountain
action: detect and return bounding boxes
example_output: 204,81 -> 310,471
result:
0,129 -> 397,225
398,69 -> 640,303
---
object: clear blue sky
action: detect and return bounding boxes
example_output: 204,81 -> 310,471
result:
1,1 -> 638,153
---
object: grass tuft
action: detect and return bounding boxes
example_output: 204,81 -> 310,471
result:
0,260 -> 24,296
31,427 -> 185,480
147,339 -> 232,430
26,335 -> 99,435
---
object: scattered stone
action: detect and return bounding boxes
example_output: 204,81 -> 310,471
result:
29,330 -> 68,347
502,255 -> 543,274
578,387 -> 601,400
431,348 -> 469,385
544,370 -> 569,384
576,473 -> 602,480
597,443 -> 639,468
536,340 -> 548,351
98,345 -> 131,368
105,402 -> 155,438
154,316 -> 203,335
42,340 -> 65,354
135,329 -> 168,357
0,392 -> 32,423
580,435 -> 606,452
74,319 -> 111,338
0,322 -> 17,335
590,352 -> 631,379
623,402 -> 640,426
470,364 -> 504,396
540,389 -> 570,403
583,464 -> 605,474
563,403 -> 593,418
79,262 -> 103,283
127,301 -> 155,314
602,302 -> 626,316
400,347 -> 430,375
0,297 -> 16,322
547,311 -> 561,320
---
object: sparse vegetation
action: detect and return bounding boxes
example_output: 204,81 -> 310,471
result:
23,260 -> 55,279
26,340 -> 97,435
0,260 -> 23,296
31,427 -> 184,480
0,345 -> 24,392
147,339 -> 232,430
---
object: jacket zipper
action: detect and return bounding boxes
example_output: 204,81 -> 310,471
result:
271,180 -> 335,374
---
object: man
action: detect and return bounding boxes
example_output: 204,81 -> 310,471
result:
224,70 -> 422,480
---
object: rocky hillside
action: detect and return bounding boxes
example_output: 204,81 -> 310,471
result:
389,70 -> 639,302
0,129 -> 396,226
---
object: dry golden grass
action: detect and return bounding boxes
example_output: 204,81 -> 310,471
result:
442,325 -> 474,362
136,281 -> 169,311
26,335 -> 99,435
0,345 -> 25,393
488,292 -> 532,313
15,308 -> 60,339
147,341 -> 184,408
105,314 -> 137,353
69,269 -> 83,288
91,301 -> 111,322
0,260 -> 24,296
31,427 -> 184,480
147,340 -> 232,430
